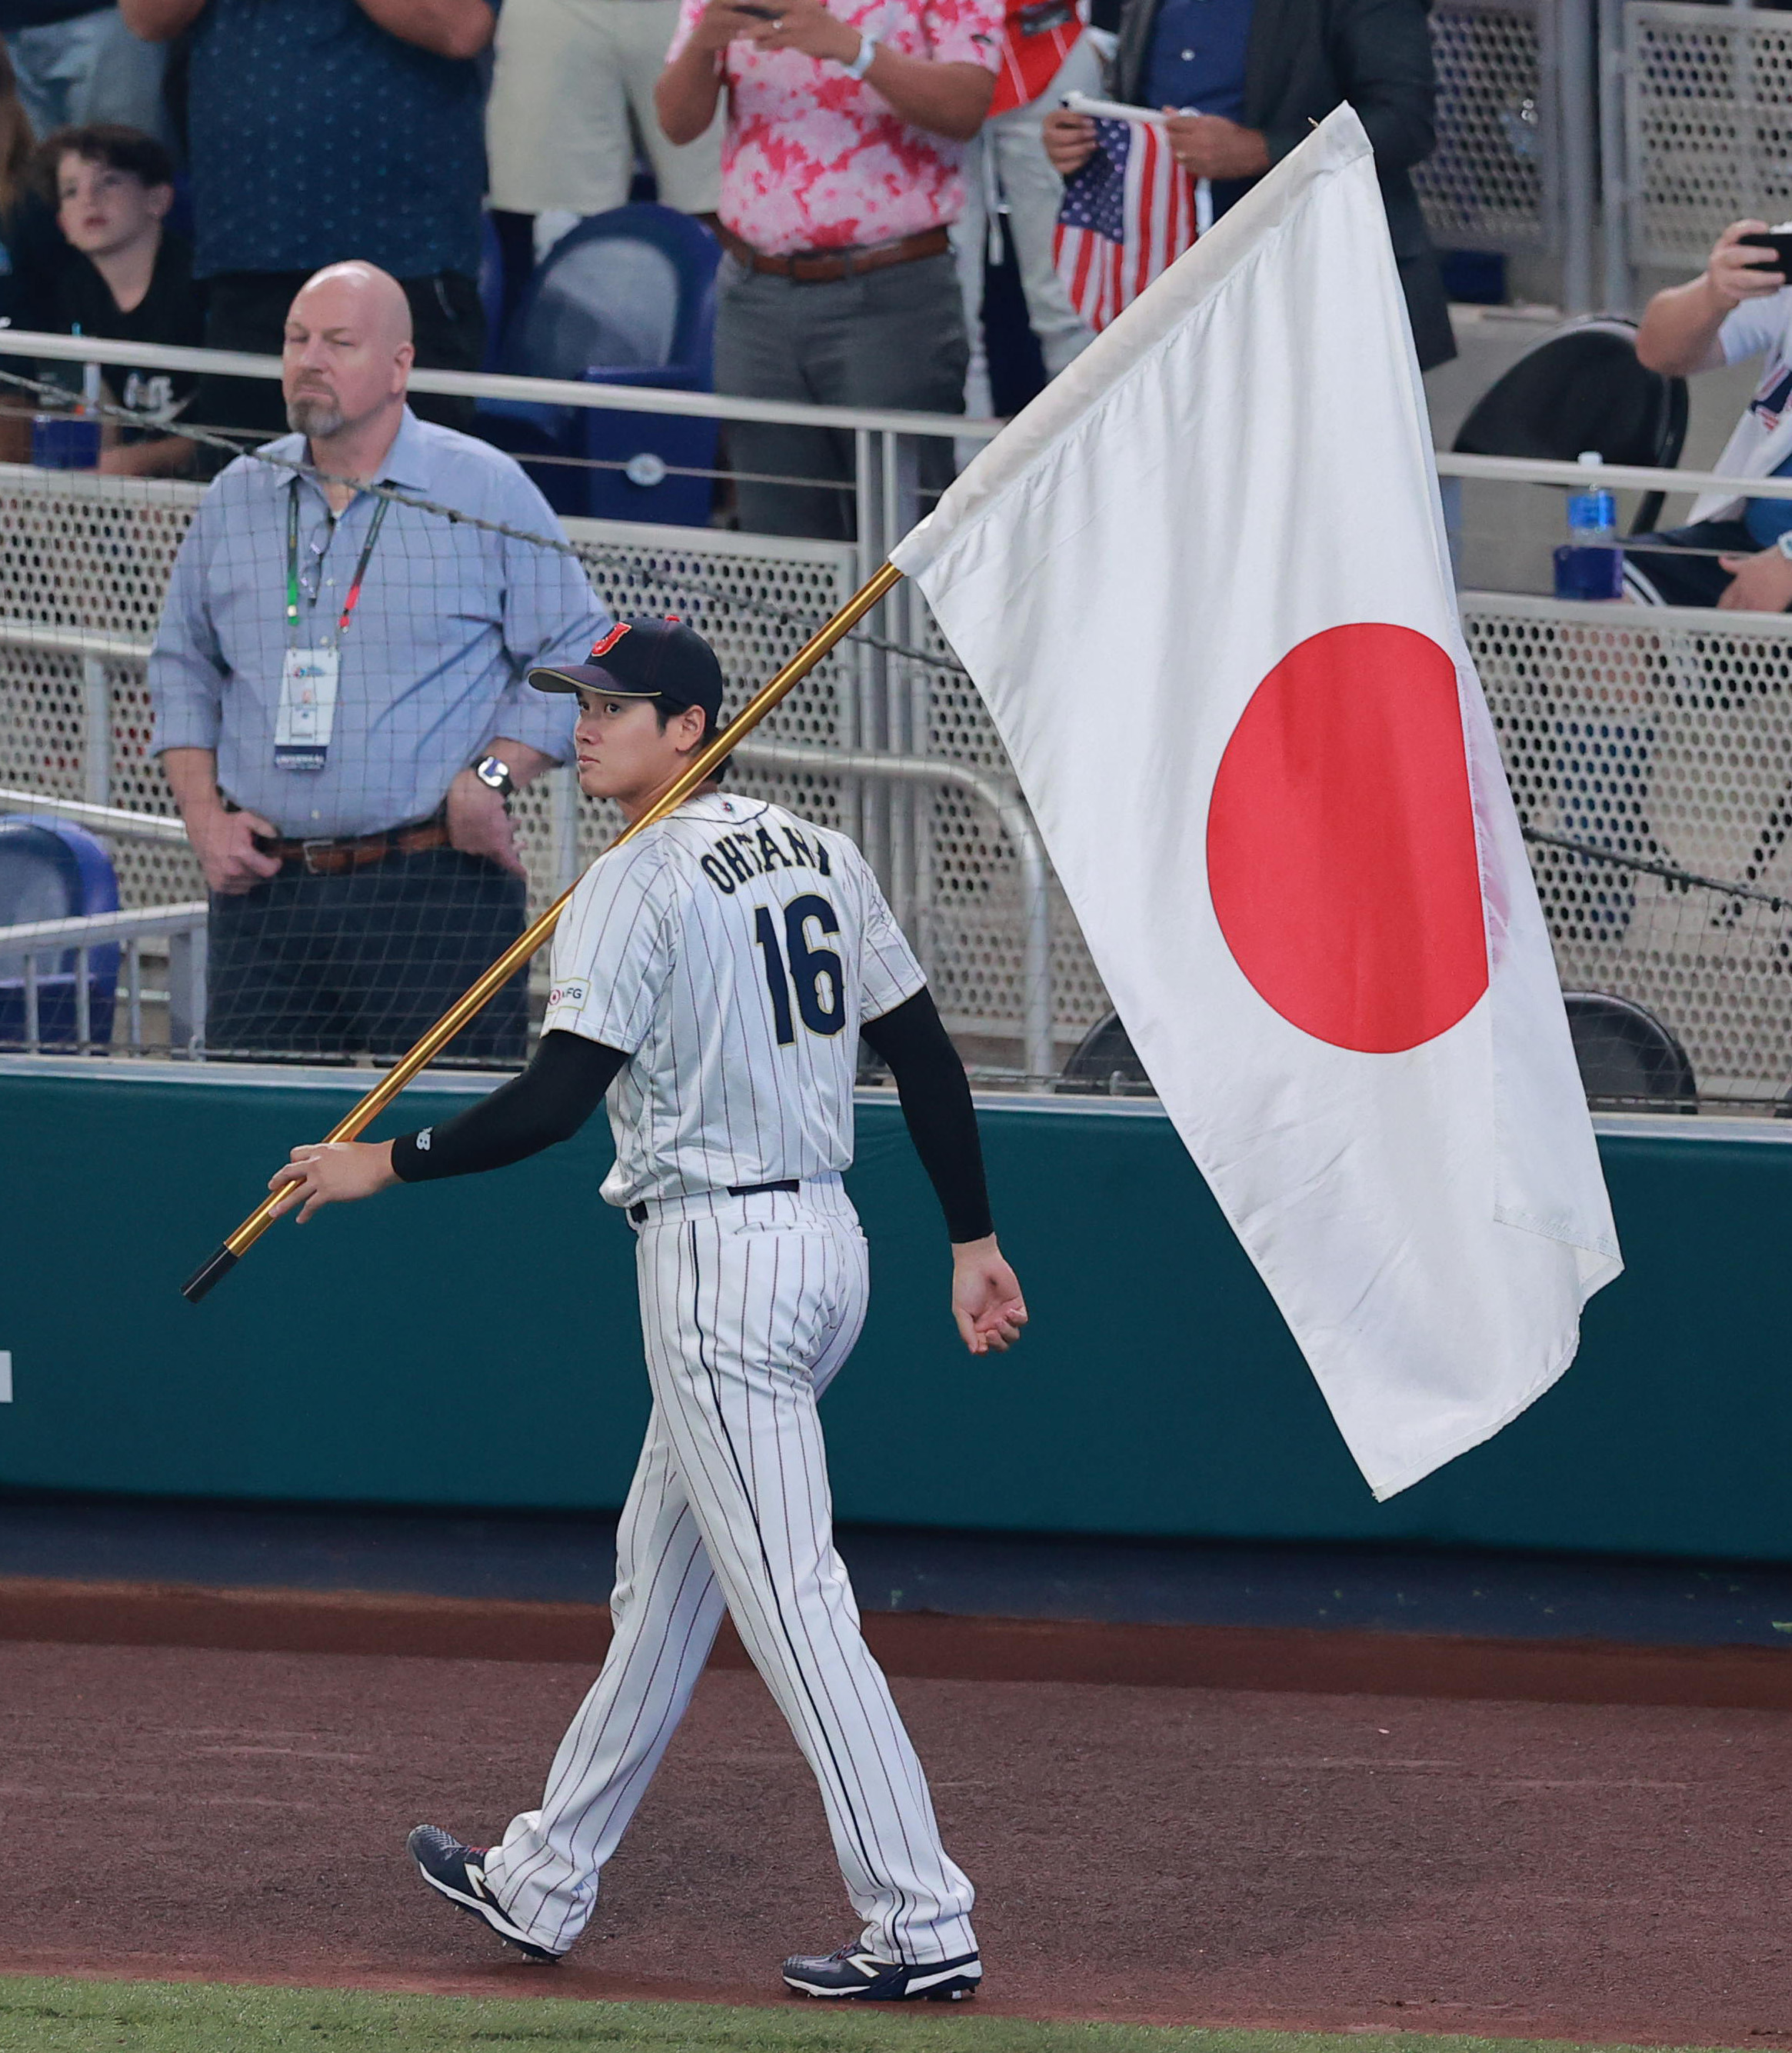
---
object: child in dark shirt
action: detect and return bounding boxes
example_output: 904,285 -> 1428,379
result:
35,122 -> 205,475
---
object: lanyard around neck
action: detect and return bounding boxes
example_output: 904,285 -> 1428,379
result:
285,483 -> 391,642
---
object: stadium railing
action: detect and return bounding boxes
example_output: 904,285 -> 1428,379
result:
0,741 -> 1054,1075
5,335 -> 1792,1111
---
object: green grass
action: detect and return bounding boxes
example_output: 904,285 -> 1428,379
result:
0,1980 -> 1757,2053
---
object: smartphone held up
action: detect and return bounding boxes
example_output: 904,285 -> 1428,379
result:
1740,225 -> 1792,282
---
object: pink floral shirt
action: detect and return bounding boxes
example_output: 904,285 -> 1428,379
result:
668,0 -> 1002,255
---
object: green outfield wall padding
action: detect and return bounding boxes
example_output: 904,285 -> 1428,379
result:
1,1069 -> 1786,1559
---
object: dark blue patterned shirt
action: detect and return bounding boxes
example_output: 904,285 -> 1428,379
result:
1142,0 -> 1253,119
187,0 -> 485,282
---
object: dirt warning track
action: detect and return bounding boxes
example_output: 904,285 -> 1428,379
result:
2,1636 -> 1789,2041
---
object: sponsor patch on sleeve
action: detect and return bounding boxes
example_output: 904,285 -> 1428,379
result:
547,979 -> 590,1012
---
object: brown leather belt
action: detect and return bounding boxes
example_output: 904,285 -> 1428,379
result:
254,818 -> 451,877
718,224 -> 950,283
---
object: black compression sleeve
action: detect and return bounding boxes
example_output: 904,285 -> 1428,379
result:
389,1030 -> 627,1182
860,988 -> 994,1244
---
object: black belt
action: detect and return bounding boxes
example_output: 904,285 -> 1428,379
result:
629,1178 -> 800,1225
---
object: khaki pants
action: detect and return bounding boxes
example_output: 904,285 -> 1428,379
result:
949,38 -> 1101,416
485,0 -> 721,217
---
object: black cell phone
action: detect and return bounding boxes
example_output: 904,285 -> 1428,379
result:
1740,229 -> 1792,279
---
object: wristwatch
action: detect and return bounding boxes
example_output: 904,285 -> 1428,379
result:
474,753 -> 516,798
1775,532 -> 1792,563
843,28 -> 879,77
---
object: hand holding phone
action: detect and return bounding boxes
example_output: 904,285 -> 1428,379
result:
1738,228 -> 1792,282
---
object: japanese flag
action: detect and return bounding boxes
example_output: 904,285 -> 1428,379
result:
891,106 -> 1621,1499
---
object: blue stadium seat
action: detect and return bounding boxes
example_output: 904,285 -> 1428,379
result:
0,815 -> 119,1048
475,205 -> 720,528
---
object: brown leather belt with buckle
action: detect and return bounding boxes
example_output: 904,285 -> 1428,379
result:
718,224 -> 951,283
254,818 -> 451,877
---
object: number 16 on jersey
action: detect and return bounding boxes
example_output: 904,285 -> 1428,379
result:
754,894 -> 846,1044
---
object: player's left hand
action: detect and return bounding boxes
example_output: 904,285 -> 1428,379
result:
1161,110 -> 1271,182
1717,547 -> 1792,612
268,1139 -> 399,1224
446,768 -> 528,877
951,1235 -> 1028,1355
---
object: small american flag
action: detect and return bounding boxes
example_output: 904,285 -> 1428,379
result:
1053,114 -> 1198,333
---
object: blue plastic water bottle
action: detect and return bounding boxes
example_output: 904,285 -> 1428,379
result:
32,334 -> 102,469
31,413 -> 102,468
1554,452 -> 1624,601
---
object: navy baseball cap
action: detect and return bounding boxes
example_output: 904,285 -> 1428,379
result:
529,617 -> 725,723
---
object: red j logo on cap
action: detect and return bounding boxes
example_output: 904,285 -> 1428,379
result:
590,622 -> 631,659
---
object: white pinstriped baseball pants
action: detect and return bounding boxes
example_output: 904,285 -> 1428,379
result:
481,1177 -> 978,1963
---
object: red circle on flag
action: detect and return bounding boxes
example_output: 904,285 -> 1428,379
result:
1206,622 -> 1488,1055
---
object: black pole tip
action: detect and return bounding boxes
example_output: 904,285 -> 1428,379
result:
182,1245 -> 238,1304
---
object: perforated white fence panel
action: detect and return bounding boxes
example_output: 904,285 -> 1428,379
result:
9,472 -> 1792,1102
1464,592 -> 1792,1107
1624,2 -> 1792,272
0,468 -> 207,910
0,466 -> 1094,1065
904,596 -> 1111,1051
1414,0 -> 1557,255
525,518 -> 864,923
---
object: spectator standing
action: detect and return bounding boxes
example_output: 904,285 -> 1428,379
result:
149,262 -> 605,1062
0,41 -> 42,459
1042,0 -> 1455,372
118,0 -> 493,446
33,123 -> 205,474
655,0 -> 1001,538
951,0 -> 1098,416
1,2 -> 165,144
1627,220 -> 1792,612
0,38 -> 38,325
486,0 -> 721,258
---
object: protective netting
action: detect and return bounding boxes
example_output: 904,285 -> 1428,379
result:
1624,2 -> 1792,272
1464,593 -> 1792,1108
10,438 -> 1792,1104
1412,0 -> 1555,255
0,453 -> 1099,1071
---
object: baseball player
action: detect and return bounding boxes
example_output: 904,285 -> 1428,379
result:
268,617 -> 1027,2001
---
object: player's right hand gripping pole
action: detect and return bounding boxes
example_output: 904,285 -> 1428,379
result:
180,561 -> 906,1304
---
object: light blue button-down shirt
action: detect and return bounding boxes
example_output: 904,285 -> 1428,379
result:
149,409 -> 605,839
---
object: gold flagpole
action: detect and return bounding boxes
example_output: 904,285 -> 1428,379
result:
182,559 -> 906,1303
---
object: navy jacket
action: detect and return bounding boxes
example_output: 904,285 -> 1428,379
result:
1113,0 -> 1454,366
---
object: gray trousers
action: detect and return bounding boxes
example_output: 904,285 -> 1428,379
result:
713,249 -> 967,541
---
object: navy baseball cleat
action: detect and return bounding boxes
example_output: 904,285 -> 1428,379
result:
407,1825 -> 561,1962
781,1944 -> 982,2000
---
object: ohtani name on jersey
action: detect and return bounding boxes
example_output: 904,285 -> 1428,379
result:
699,822 -> 832,895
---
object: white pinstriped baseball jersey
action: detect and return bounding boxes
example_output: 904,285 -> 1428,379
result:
542,792 -> 925,1209
472,784 -> 982,1970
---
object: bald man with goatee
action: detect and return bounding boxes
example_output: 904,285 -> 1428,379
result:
148,261 -> 608,1062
